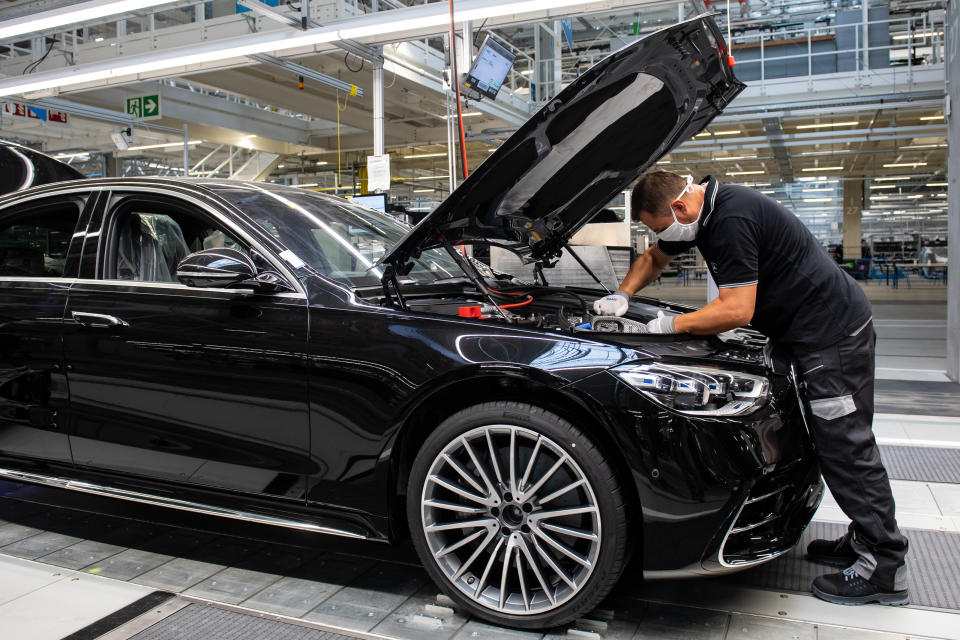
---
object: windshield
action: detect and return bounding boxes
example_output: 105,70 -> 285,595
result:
204,183 -> 461,287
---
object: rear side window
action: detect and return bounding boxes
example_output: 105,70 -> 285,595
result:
0,199 -> 84,278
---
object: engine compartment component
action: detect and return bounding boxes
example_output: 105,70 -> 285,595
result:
590,316 -> 648,333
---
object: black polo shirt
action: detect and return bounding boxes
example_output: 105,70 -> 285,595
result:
657,176 -> 871,350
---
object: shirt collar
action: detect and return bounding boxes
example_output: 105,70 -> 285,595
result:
699,175 -> 720,227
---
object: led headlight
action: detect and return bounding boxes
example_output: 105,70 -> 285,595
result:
614,363 -> 769,416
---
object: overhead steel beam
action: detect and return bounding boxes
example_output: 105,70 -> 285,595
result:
761,117 -> 794,182
249,53 -> 363,96
0,0 -> 660,98
0,0 -> 193,43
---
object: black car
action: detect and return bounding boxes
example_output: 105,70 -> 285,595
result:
0,16 -> 822,629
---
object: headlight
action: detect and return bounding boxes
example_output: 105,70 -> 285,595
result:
614,363 -> 769,416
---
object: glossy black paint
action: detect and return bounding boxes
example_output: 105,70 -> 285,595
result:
0,142 -> 84,196
0,14 -> 820,580
0,175 -> 821,576
175,248 -> 258,288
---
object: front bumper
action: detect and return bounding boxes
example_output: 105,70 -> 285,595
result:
566,365 -> 821,577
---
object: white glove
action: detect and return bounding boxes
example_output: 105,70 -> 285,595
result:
593,291 -> 630,316
645,311 -> 676,334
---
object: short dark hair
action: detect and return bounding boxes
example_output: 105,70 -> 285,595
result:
631,170 -> 686,221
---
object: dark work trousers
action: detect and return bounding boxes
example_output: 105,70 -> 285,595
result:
791,319 -> 909,592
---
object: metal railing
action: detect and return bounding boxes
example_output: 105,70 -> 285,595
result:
727,14 -> 944,89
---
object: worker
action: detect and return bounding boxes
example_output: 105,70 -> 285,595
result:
594,171 -> 909,606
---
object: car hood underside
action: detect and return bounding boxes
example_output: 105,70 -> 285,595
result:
380,14 -> 744,271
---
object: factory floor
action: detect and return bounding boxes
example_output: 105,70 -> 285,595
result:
1,292 -> 958,640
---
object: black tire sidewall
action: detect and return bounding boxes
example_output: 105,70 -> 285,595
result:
406,401 -> 629,629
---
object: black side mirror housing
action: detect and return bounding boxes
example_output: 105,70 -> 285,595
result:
175,248 -> 259,289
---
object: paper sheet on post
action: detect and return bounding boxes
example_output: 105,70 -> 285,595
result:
367,155 -> 391,192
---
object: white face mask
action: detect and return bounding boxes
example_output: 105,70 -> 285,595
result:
657,175 -> 700,243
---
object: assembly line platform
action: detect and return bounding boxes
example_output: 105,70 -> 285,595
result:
2,407 -> 960,640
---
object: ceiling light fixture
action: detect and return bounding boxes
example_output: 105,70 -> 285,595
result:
926,182 -> 948,187
803,198 -> 833,202
413,188 -> 434,193
403,152 -> 447,158
0,0 -> 181,41
726,170 -> 764,176
875,176 -> 911,181
126,140 -> 203,151
919,115 -> 945,120
441,112 -> 483,119
870,184 -> 896,189
883,162 -> 927,168
695,129 -> 741,137
801,166 -> 843,171
802,188 -> 834,192
795,121 -> 858,129
0,0 -> 614,97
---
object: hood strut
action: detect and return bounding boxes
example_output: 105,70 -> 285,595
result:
564,243 -> 612,294
440,238 -> 513,323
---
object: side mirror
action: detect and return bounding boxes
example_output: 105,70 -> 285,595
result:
175,248 -> 258,289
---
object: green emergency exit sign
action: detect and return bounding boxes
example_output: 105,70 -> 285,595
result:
125,94 -> 161,120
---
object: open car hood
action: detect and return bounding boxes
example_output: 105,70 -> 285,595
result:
0,141 -> 84,196
381,14 -> 744,270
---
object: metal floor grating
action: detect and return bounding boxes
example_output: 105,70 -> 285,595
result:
130,604 -> 365,640
880,445 -> 960,483
728,521 -> 960,610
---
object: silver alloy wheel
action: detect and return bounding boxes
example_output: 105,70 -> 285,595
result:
420,424 -> 601,616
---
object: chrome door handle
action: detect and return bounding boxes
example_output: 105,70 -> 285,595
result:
71,311 -> 129,328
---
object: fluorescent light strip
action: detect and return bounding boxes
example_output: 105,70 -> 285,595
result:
726,170 -> 764,176
870,184 -> 896,189
883,162 -> 927,168
0,0 -> 611,97
875,176 -> 911,181
695,129 -> 741,137
893,32 -> 942,40
795,121 -> 858,129
126,140 -> 203,151
800,166 -> 843,171
0,0 -> 181,41
403,152 -> 447,158
803,198 -> 833,202
802,188 -> 834,192
442,112 -> 483,119
926,182 -> 948,187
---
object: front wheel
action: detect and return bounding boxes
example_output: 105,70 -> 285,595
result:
406,401 -> 630,629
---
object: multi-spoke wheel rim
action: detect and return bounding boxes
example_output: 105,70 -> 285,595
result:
421,425 -> 601,616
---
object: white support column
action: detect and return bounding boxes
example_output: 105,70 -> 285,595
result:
182,124 -> 189,177
862,0 -> 870,71
373,53 -> 384,157
947,0 -> 959,382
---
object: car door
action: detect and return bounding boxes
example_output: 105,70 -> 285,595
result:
0,190 -> 96,466
62,187 -> 312,500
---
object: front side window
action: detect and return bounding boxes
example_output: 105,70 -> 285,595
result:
206,183 -> 459,288
0,198 -> 83,278
105,196 -> 247,283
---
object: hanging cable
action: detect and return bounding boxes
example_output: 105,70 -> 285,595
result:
726,0 -> 735,67
336,91 -> 350,191
448,0 -> 470,179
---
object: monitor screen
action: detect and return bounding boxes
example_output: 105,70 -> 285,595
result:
349,194 -> 387,212
463,36 -> 516,100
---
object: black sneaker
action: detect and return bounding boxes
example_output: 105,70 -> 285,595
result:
806,534 -> 858,567
811,567 -> 909,606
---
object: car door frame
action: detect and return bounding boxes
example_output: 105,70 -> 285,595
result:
63,182 -> 316,500
0,185 -> 102,470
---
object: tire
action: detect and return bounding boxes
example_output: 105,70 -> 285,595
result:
406,401 -> 630,629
